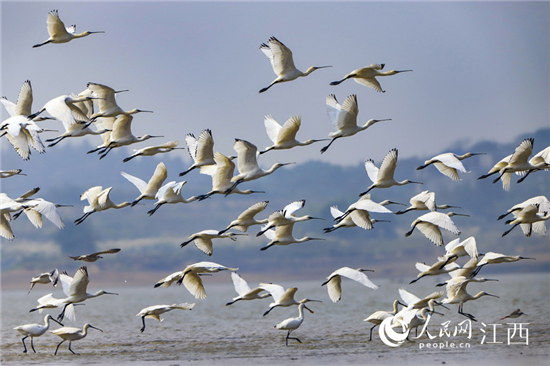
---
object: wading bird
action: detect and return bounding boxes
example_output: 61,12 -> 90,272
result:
147,181 -> 199,216
180,230 -> 247,256
396,190 -> 459,215
75,186 -> 131,225
441,276 -> 499,321
256,200 -> 323,237
330,64 -> 412,92
30,266 -> 118,321
405,212 -> 469,246
274,301 -> 314,346
360,148 -> 422,196
136,303 -> 195,333
416,152 -> 485,181
14,314 -> 63,353
28,269 -> 59,294
502,204 -> 550,237
68,248 -> 121,262
218,201 -> 269,235
364,300 -> 404,341
154,261 -> 238,300
259,36 -> 330,93
322,267 -> 379,303
260,115 -> 327,154
259,283 -> 321,316
225,139 -> 294,195
179,129 -> 215,176
260,222 -> 325,251
321,94 -> 390,153
50,323 -> 103,355
33,10 -> 104,48
492,138 -> 536,190
225,272 -> 271,306
123,140 -> 184,162
121,162 -> 168,206
197,152 -> 265,200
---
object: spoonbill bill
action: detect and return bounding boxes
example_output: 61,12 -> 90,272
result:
330,64 -> 412,92
225,139 -> 294,195
123,140 -> 184,162
324,205 -> 391,233
68,248 -> 121,262
14,314 -> 63,353
502,204 -> 550,237
259,36 -> 330,93
364,300 -> 404,341
405,212 -> 469,246
121,162 -> 168,206
180,230 -> 247,256
256,200 -> 323,237
86,82 -> 151,121
260,222 -> 325,251
75,186 -> 131,225
0,169 -> 26,178
441,276 -> 499,321
360,148 -> 422,196
260,115 -> 328,154
218,201 -> 269,235
497,195 -> 550,221
259,283 -> 321,316
154,261 -> 238,299
179,129 -> 215,176
28,269 -> 59,294
225,272 -> 271,306
492,138 -> 536,190
30,266 -> 118,321
500,309 -> 527,320
197,152 -> 265,200
322,267 -> 379,303
274,302 -> 314,346
50,323 -> 103,355
396,190 -> 459,215
136,303 -> 195,333
147,181 -> 199,216
517,146 -> 550,183
33,10 -> 104,48
321,94 -> 391,153
416,152 -> 485,181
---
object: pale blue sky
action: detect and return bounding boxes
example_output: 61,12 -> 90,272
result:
1,1 -> 548,168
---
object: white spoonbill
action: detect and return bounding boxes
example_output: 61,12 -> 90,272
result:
364,300 -> 403,341
1,113 -> 48,160
75,186 -> 131,225
197,152 -> 265,200
473,252 -> 536,278
259,283 -> 321,316
478,154 -> 512,180
136,303 -> 195,333
330,64 -> 412,92
409,261 -> 461,284
492,138 -> 536,190
274,302 -> 314,346
0,200 -> 38,240
322,267 -> 379,303
180,230 -> 247,256
225,139 -> 294,195
256,199 -> 323,237
30,267 -> 118,321
321,94 -> 390,154
0,80 -> 52,120
517,145 -> 550,183
225,272 -> 271,306
14,314 -> 63,353
260,222 -> 325,251
416,152 -> 485,181
179,129 -> 215,176
41,94 -> 93,126
123,140 -> 184,162
396,190 -> 460,215
259,36 -> 330,93
439,236 -> 479,263
86,82 -> 152,121
68,248 -> 121,262
497,195 -> 550,221
28,269 -> 59,294
405,212 -> 469,246
502,204 -> 550,237
51,323 -> 103,355
147,181 -> 199,216
121,162 -> 168,206
323,205 -> 391,233
33,10 -> 104,48
398,288 -> 447,311
441,276 -> 499,321
360,148 -> 422,196
12,197 -> 71,230
218,201 -> 269,235
0,169 -> 26,178
260,115 -> 328,154
330,193 -> 396,225
154,261 -> 238,300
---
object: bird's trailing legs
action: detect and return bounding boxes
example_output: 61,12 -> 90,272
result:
320,136 -> 341,154
74,212 -> 93,225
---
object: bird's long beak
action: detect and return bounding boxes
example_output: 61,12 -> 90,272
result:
359,269 -> 375,273
455,213 -> 470,217
471,153 -> 486,156
309,238 -> 326,241
388,201 -> 407,206
89,31 -> 105,34
374,119 -> 392,122
90,325 -> 104,332
431,310 -> 445,316
53,318 -> 64,326
486,293 -> 500,298
138,110 -> 154,113
309,217 -> 325,221
485,279 -> 499,282
314,66 -> 332,69
304,305 -> 314,314
281,162 -> 296,167
435,301 -> 450,310
395,70 -> 413,73
105,291 -> 119,295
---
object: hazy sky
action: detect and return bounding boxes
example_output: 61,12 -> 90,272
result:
1,1 -> 548,168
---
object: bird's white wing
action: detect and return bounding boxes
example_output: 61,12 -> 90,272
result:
531,221 -> 546,236
349,210 -> 373,230
508,138 -> 534,166
444,238 -> 462,254
231,272 -> 252,296
182,272 -> 206,299
436,154 -> 468,173
329,205 -> 344,218
121,171 -> 147,194
264,116 -> 283,144
364,160 -> 379,183
377,149 -> 399,182
398,288 -> 420,306
194,129 -> 215,163
237,201 -> 269,220
262,37 -> 296,76
422,212 -> 460,234
433,162 -> 461,181
336,94 -> 359,131
416,222 -> 444,246
234,139 -> 258,175
326,275 -> 342,303
146,162 -> 168,192
46,10 -> 68,38
415,262 -> 431,272
185,133 -> 198,161
352,199 -> 393,214
283,200 -> 305,217
15,80 -> 33,116
258,283 -> 286,302
336,267 -> 379,289
1,97 -> 16,117
530,146 -> 550,166
58,272 -> 73,296
156,181 -> 177,199
194,237 -> 214,256
32,200 -> 65,229
460,237 -> 478,258
277,116 -> 301,144
325,94 -> 341,129
412,190 -> 436,211
67,267 -> 89,298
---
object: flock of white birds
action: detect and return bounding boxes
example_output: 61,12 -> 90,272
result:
2,9 -> 549,355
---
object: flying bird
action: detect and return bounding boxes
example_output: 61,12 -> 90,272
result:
121,162 -> 168,206
330,64 -> 412,92
218,201 -> 269,235
33,10 -> 104,48
259,283 -> 321,316
147,181 -> 199,216
396,190 -> 459,215
416,152 -> 485,181
260,222 -> 325,251
136,303 -> 195,333
180,230 -> 247,256
501,204 -> 550,237
322,267 -> 379,303
68,248 -> 121,262
74,186 -> 131,225
179,129 -> 216,176
28,269 -> 60,294
225,272 -> 271,306
491,138 -> 537,190
259,36 -> 331,93
123,140 -> 184,162
256,199 -> 323,237
405,212 -> 469,246
500,309 -> 527,320
260,115 -> 327,154
0,169 -> 26,178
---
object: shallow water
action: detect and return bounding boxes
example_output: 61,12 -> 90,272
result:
2,272 -> 549,365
